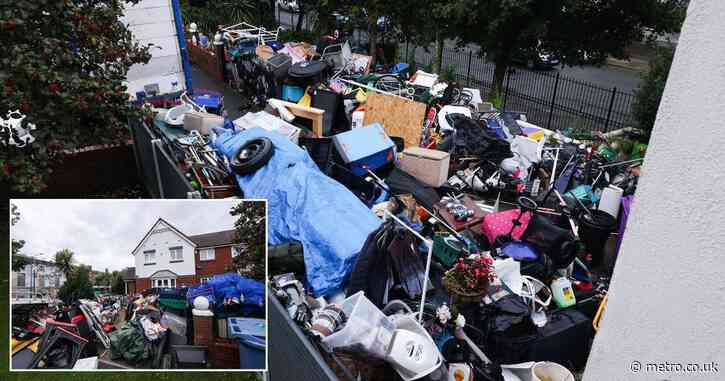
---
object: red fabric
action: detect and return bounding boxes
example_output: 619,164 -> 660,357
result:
481,209 -> 532,245
71,314 -> 85,325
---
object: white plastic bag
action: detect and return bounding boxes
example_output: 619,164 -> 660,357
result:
321,291 -> 395,359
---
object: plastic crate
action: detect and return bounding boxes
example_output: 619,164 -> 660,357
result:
432,234 -> 465,267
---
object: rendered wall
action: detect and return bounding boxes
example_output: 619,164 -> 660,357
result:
122,0 -> 186,95
133,220 -> 196,278
584,1 -> 725,380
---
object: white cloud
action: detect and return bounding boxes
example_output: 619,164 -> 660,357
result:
10,200 -> 254,272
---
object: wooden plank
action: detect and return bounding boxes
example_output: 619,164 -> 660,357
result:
268,98 -> 325,137
362,92 -> 427,148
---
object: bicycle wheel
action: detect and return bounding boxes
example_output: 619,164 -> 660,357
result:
374,74 -> 404,94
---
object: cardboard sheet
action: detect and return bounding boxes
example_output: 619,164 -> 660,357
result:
362,92 -> 427,148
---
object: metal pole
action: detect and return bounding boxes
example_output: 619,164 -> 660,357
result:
466,50 -> 473,87
547,72 -> 560,129
604,87 -> 617,131
503,68 -> 512,110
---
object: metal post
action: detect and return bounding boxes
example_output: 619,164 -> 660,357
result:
405,40 -> 409,62
503,68 -> 512,110
604,87 -> 617,131
466,50 -> 473,87
214,32 -> 226,83
547,72 -> 561,129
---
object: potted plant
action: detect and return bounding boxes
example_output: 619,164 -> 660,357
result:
443,254 -> 496,304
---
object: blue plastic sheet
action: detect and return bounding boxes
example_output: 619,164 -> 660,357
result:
186,274 -> 265,313
213,128 -> 381,296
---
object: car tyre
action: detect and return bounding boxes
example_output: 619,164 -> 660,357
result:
230,137 -> 274,176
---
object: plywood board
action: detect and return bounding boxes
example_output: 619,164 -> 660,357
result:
363,92 -> 427,148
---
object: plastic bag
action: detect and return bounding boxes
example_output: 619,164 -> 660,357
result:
322,292 -> 395,358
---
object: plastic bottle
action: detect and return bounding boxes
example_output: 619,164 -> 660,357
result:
551,277 -> 576,309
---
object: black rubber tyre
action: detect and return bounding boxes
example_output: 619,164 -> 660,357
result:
230,137 -> 274,175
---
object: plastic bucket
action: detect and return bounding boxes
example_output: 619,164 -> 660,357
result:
531,361 -> 575,381
578,209 -> 617,267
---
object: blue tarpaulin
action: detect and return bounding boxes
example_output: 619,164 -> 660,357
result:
213,128 -> 381,297
187,273 -> 265,313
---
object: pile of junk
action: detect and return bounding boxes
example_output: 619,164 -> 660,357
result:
137,20 -> 646,380
11,273 -> 266,370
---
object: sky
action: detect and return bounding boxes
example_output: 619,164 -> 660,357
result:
10,200 -> 249,272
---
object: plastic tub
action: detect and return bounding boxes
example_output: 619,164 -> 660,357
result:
532,361 -> 575,381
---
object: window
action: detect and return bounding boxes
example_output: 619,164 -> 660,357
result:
199,248 -> 215,261
38,265 -> 44,272
162,279 -> 169,287
200,276 -> 211,284
171,278 -> 176,287
232,245 -> 243,258
169,247 -> 183,262
17,273 -> 26,287
144,250 -> 156,265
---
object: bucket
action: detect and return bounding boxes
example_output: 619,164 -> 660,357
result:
578,209 -> 617,267
531,362 -> 575,381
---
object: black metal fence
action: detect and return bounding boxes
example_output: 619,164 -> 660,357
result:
404,45 -> 637,134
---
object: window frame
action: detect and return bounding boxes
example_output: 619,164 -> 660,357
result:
231,245 -> 242,258
199,248 -> 215,261
143,250 -> 156,265
169,246 -> 184,263
17,273 -> 26,287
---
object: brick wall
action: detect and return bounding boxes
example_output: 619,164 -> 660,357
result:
137,277 -> 151,292
195,246 -> 235,277
177,275 -> 197,288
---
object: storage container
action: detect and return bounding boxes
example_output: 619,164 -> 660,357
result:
399,147 -> 450,187
332,123 -> 395,176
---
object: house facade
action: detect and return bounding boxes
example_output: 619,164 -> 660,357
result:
131,218 -> 240,293
11,256 -> 67,301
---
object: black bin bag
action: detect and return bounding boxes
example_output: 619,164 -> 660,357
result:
521,214 -> 580,268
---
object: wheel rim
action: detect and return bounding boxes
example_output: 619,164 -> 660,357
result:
239,142 -> 261,160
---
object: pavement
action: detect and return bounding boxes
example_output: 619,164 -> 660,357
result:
190,65 -> 245,120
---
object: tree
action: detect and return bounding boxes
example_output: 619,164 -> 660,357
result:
390,0 -> 462,74
11,203 -> 29,271
632,45 -> 675,138
180,0 -> 258,36
54,249 -> 75,278
94,268 -> 112,287
57,264 -> 94,304
111,271 -> 125,295
230,201 -> 266,280
451,0 -> 686,97
0,0 -> 152,194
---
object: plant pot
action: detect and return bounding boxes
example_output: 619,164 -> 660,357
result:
442,276 -> 489,305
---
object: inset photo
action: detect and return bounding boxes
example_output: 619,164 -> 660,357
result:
9,199 -> 267,372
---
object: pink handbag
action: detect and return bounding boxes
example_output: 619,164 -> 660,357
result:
481,209 -> 532,245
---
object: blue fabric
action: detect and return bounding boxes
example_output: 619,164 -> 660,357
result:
213,128 -> 381,296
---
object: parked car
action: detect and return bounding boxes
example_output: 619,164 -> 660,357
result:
512,47 -> 561,70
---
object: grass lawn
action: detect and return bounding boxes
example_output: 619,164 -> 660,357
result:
2,203 -> 260,380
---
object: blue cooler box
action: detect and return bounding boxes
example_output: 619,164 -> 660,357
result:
228,317 -> 266,369
332,123 -> 395,176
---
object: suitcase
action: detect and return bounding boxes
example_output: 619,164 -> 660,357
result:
481,305 -> 593,369
266,53 -> 292,80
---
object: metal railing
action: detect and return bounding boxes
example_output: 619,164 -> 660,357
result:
403,44 -> 637,134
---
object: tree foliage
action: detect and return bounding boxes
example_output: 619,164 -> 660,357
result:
58,264 -> 95,304
11,203 -> 29,271
180,0 -> 259,36
54,249 -> 75,278
632,45 -> 675,138
447,0 -> 686,95
0,0 -> 152,194
230,201 -> 266,280
111,271 -> 126,295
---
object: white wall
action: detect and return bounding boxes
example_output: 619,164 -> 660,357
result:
133,220 -> 196,278
122,0 -> 186,96
585,1 -> 725,380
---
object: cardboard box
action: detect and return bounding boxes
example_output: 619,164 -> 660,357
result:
400,147 -> 450,187
332,123 -> 395,176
